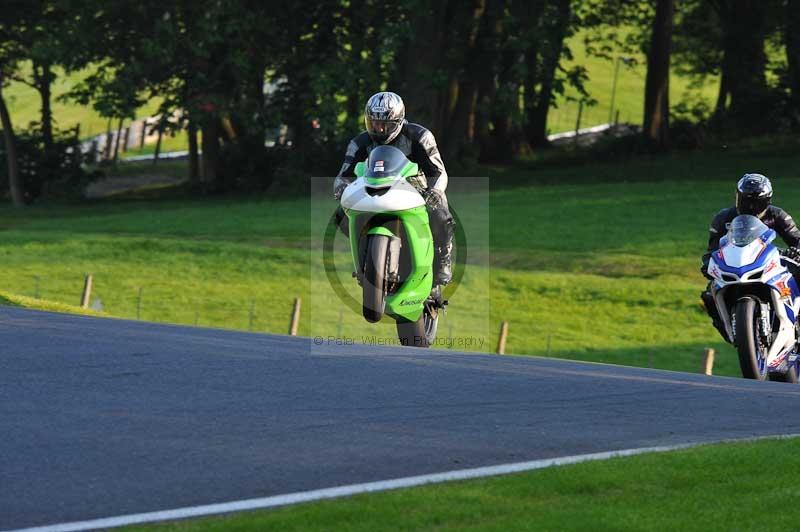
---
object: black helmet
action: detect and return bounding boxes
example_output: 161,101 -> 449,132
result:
365,91 -> 405,144
736,173 -> 773,217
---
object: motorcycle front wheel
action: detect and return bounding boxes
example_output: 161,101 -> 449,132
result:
363,234 -> 389,323
735,297 -> 769,381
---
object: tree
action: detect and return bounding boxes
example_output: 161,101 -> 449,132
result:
0,2 -> 83,159
524,0 -> 574,148
69,1 -> 281,189
0,2 -> 40,206
643,0 -> 674,148
671,1 -> 725,114
0,71 -> 24,206
787,0 -> 800,119
711,0 -> 771,126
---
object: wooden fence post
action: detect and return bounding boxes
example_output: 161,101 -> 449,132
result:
112,117 -> 123,164
496,321 -> 509,354
289,297 -> 301,336
80,275 -> 93,309
152,127 -> 163,165
702,347 -> 715,376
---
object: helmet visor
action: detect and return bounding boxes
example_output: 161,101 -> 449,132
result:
365,118 -> 402,143
736,194 -> 770,216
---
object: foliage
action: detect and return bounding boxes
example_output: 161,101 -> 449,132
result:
0,124 -> 97,202
1,0 -> 798,203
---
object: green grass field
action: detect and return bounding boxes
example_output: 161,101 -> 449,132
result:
2,138 -> 799,378
127,436 -> 800,531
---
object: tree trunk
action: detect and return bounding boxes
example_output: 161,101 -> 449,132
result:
787,0 -> 800,118
392,0 -> 452,135
152,126 -> 163,166
489,52 -> 521,162
345,0 -> 368,133
526,0 -> 571,147
713,0 -> 769,127
32,60 -> 54,157
201,120 -> 220,185
643,0 -> 674,148
714,65 -> 730,118
0,84 -> 24,207
188,118 -> 199,181
112,117 -> 124,164
104,118 -> 113,160
474,0 -> 506,161
488,1 -> 527,163
442,0 -> 487,160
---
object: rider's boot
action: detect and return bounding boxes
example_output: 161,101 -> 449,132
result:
430,198 -> 455,288
701,289 -> 728,342
434,240 -> 453,287
433,242 -> 453,286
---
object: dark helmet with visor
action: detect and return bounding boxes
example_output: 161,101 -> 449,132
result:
365,91 -> 405,144
736,173 -> 773,217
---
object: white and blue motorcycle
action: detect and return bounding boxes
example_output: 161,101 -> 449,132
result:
707,215 -> 800,382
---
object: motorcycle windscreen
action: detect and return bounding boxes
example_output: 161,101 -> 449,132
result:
728,215 -> 768,247
365,145 -> 411,178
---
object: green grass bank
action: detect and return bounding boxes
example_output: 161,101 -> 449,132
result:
127,436 -> 800,532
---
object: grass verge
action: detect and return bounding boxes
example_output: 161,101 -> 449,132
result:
0,289 -> 101,316
127,436 -> 800,531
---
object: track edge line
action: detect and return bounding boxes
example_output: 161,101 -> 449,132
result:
8,432 -> 800,532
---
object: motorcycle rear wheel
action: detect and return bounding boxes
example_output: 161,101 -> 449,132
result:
735,297 -> 768,381
396,303 -> 438,348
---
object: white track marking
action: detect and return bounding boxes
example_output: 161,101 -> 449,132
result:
7,433 -> 800,532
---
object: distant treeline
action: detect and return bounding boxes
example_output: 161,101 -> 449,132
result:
0,0 -> 798,204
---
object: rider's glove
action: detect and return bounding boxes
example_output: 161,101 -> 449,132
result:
333,176 -> 350,201
423,188 -> 444,209
781,247 -> 800,263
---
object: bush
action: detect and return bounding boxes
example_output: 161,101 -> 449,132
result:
0,125 -> 99,203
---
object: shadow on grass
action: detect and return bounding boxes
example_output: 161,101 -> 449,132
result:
0,293 -> 21,307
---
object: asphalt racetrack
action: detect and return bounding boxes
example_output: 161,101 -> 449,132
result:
3,306 -> 800,530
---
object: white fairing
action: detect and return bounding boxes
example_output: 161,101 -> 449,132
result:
340,176 -> 425,212
720,240 -> 766,267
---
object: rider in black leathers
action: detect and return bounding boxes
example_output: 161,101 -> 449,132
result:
334,91 -> 455,287
701,173 -> 800,338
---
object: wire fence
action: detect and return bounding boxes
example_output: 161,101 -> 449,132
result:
14,273 -> 718,373
22,274 -> 294,333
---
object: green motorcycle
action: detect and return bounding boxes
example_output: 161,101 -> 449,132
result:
339,145 -> 442,347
